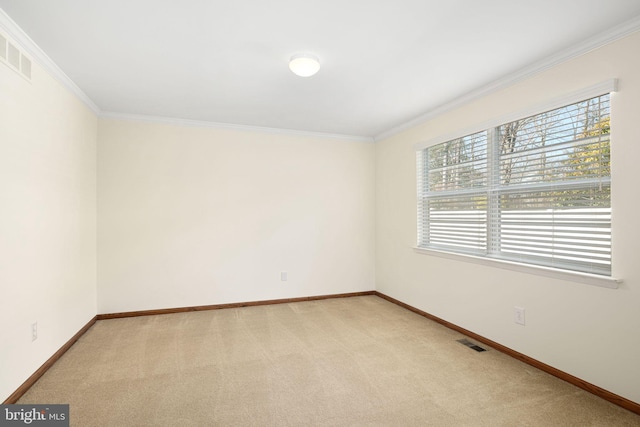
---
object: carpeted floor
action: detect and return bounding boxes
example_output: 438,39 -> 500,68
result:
17,296 -> 640,426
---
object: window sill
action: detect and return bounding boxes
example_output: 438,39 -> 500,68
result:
412,247 -> 621,289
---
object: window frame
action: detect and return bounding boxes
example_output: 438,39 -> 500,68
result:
414,80 -> 621,289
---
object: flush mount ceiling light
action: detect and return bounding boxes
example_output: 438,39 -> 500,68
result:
289,53 -> 320,77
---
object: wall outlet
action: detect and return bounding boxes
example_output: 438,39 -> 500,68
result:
514,307 -> 526,326
31,322 -> 38,341
280,271 -> 288,282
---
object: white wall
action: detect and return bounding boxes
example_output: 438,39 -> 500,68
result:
97,119 -> 375,313
0,50 -> 98,400
375,31 -> 640,404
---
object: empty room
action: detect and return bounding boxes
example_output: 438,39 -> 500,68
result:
1,1 -> 640,425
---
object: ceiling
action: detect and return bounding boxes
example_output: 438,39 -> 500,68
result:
1,1 -> 640,139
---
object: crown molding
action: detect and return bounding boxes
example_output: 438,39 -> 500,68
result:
375,14 -> 640,142
100,112 -> 375,143
0,8 -> 100,114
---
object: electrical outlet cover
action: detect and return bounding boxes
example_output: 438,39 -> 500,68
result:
514,307 -> 526,325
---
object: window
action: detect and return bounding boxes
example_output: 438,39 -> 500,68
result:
417,92 -> 612,277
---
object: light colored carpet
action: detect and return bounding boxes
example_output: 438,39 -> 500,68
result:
18,296 -> 640,426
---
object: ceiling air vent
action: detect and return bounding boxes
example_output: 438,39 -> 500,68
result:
0,32 -> 32,81
21,55 -> 31,79
0,33 -> 6,60
7,42 -> 20,69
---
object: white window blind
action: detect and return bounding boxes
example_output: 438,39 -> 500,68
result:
417,93 -> 611,276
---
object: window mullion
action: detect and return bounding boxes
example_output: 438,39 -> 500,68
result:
487,127 -> 500,255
